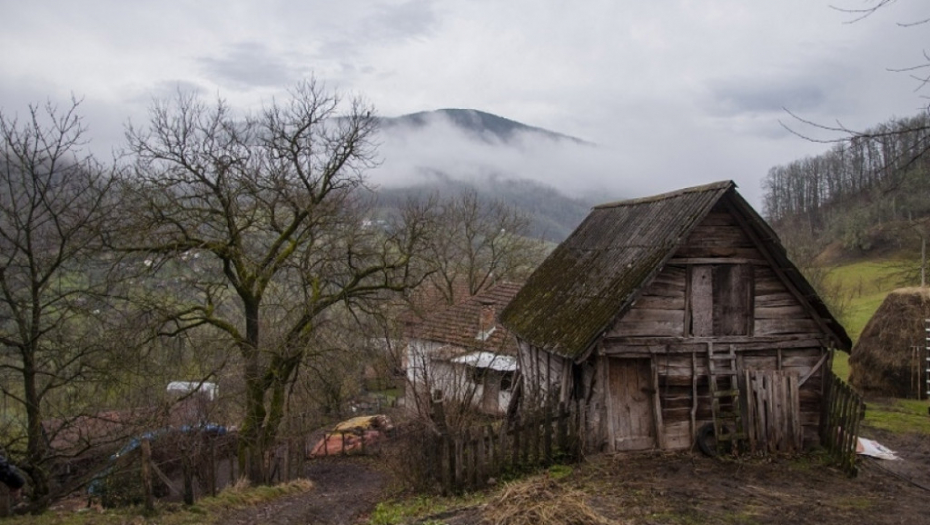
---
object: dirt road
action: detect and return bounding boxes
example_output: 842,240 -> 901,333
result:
221,458 -> 386,525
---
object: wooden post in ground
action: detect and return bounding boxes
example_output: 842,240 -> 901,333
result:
544,402 -> 553,465
208,438 -> 217,496
180,444 -> 194,505
140,438 -> 155,512
0,483 -> 10,517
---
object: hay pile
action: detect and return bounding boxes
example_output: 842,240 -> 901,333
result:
480,476 -> 614,525
849,287 -> 930,397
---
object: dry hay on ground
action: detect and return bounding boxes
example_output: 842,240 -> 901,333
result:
850,287 -> 930,397
480,475 -> 613,525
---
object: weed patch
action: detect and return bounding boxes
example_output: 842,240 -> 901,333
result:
863,398 -> 930,435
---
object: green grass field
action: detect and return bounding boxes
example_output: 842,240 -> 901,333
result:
823,259 -> 909,344
819,259 -> 903,381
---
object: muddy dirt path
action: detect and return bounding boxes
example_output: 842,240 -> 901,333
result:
221,458 -> 386,525
220,428 -> 930,525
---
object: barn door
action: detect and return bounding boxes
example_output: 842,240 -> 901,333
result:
607,358 -> 656,451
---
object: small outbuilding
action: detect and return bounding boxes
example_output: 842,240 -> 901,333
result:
500,181 -> 850,452
405,282 -> 523,416
850,287 -> 930,398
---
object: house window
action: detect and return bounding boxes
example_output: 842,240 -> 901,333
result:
470,368 -> 515,391
688,264 -> 753,336
500,371 -> 515,392
469,366 -> 488,385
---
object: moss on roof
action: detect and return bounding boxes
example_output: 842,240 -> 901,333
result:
500,180 -> 851,360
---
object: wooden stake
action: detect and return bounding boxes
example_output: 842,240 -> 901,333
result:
140,438 -> 155,512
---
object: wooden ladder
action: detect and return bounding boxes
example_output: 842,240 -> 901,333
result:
707,343 -> 745,453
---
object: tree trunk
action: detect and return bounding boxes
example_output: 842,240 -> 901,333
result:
238,298 -> 271,485
22,348 -> 50,504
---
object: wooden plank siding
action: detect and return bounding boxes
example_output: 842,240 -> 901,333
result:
517,341 -> 571,404
608,206 -> 825,343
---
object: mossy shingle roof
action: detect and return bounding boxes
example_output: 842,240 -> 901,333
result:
499,180 -> 851,360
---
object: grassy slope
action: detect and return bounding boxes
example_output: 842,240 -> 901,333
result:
822,259 -> 907,382
824,260 -> 906,343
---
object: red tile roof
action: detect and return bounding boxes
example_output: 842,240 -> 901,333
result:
405,281 -> 523,356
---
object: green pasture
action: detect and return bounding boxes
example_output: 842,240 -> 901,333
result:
823,259 -> 910,345
822,258 -> 910,381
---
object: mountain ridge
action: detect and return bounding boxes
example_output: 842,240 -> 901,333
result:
380,108 -> 593,146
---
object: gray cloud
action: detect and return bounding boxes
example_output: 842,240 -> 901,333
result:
361,0 -> 438,43
2,0 -> 929,210
707,77 -> 826,117
198,42 -> 307,90
126,80 -> 209,105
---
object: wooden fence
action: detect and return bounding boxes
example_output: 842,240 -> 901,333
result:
820,370 -> 866,476
423,400 -> 584,493
744,370 -> 802,453
93,429 -> 238,508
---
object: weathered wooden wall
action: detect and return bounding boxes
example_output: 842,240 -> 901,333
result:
517,340 -> 572,403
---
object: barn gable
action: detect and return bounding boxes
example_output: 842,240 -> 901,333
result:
607,199 -> 847,346
501,181 -> 851,453
500,180 -> 850,361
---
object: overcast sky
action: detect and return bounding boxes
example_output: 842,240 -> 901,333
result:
0,0 -> 927,207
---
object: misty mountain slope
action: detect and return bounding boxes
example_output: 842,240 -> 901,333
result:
368,108 -> 627,220
375,174 -> 595,242
380,108 -> 593,146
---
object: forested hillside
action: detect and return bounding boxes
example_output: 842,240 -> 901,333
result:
763,113 -> 930,264
375,174 -> 595,242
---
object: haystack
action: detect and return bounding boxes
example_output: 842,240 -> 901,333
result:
849,287 -> 930,397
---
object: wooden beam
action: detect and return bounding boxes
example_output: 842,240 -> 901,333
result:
602,336 -> 827,355
668,257 -> 767,265
798,352 -> 829,387
651,357 -> 666,449
690,351 -> 697,442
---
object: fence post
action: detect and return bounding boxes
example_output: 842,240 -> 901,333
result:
140,438 -> 155,513
208,437 -> 218,496
512,417 -> 521,472
0,484 -> 8,517
464,428 -> 474,490
454,433 -> 464,490
532,408 -> 540,466
476,427 -> 487,487
557,402 -> 567,455
180,443 -> 195,505
544,402 -> 553,465
442,432 -> 453,494
820,370 -> 866,476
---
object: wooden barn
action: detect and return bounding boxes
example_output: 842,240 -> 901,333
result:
499,181 -> 851,453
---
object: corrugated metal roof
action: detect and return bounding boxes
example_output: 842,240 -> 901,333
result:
451,351 -> 518,371
499,180 -> 851,360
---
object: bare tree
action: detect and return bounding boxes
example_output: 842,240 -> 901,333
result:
422,189 -> 545,306
0,99 -> 116,508
118,80 -> 431,484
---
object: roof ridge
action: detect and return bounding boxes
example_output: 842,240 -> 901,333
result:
593,180 -> 734,209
